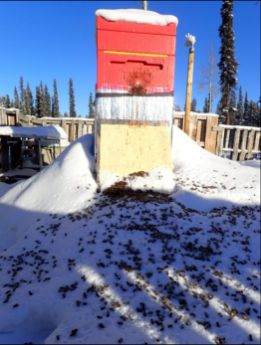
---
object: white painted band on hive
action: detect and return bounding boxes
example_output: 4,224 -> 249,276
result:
96,9 -> 179,26
96,95 -> 174,124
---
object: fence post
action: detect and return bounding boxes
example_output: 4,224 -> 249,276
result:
246,129 -> 255,159
204,116 -> 218,154
253,131 -> 260,153
239,129 -> 248,161
232,128 -> 241,160
216,126 -> 224,156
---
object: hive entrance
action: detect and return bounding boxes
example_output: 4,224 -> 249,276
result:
126,68 -> 152,95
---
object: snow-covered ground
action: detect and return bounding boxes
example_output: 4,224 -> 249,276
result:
0,127 -> 260,344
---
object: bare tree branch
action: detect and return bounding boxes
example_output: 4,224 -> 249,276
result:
198,45 -> 219,112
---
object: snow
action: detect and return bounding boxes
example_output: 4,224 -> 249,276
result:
0,182 -> 15,198
174,111 -> 219,118
172,126 -> 260,210
96,9 -> 178,26
99,167 -> 176,195
185,33 -> 196,47
0,127 -> 260,344
23,115 -> 91,122
219,124 -> 260,130
239,160 -> 260,169
0,134 -> 97,252
0,125 -> 68,142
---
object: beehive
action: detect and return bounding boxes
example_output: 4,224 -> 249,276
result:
95,9 -> 178,180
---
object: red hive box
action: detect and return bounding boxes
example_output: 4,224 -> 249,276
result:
96,12 -> 177,95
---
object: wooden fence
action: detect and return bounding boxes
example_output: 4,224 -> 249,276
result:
19,115 -> 95,142
19,112 -> 218,153
4,110 -> 261,161
0,107 -> 19,126
173,112 -> 219,154
215,125 -> 261,161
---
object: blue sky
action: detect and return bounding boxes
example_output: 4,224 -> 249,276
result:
0,0 -> 260,116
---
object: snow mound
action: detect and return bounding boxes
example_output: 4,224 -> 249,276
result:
0,182 -> 14,198
99,126 -> 259,208
0,134 -> 97,252
96,9 -> 178,26
0,128 -> 260,345
172,126 -> 260,209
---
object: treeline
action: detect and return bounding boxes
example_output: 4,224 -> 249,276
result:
177,90 -> 260,128
215,87 -> 260,127
0,77 -> 77,118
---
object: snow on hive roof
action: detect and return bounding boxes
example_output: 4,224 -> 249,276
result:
96,8 -> 178,26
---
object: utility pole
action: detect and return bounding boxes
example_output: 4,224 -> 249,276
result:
184,33 -> 196,135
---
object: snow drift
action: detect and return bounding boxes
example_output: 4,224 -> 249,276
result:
0,126 -> 260,345
172,126 -> 260,210
0,134 -> 97,252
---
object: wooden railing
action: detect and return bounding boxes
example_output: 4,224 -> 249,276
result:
215,125 -> 261,161
11,112 -> 261,162
173,112 -> 219,154
19,115 -> 95,142
19,113 -> 219,154
0,107 -> 19,126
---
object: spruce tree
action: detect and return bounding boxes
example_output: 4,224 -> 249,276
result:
14,87 -> 20,109
24,85 -> 30,115
216,99 -> 222,115
69,78 -> 76,117
4,95 -> 11,108
203,97 -> 210,113
30,87 -> 34,115
191,98 -> 197,112
44,85 -> 51,116
256,97 -> 261,127
19,76 -> 26,114
88,92 -> 94,118
39,82 -> 45,117
248,101 -> 255,126
25,83 -> 34,115
229,90 -> 237,122
243,92 -> 249,125
236,86 -> 244,124
35,86 -> 41,117
252,99 -> 261,127
218,0 -> 238,124
246,100 -> 260,127
52,79 -> 60,117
